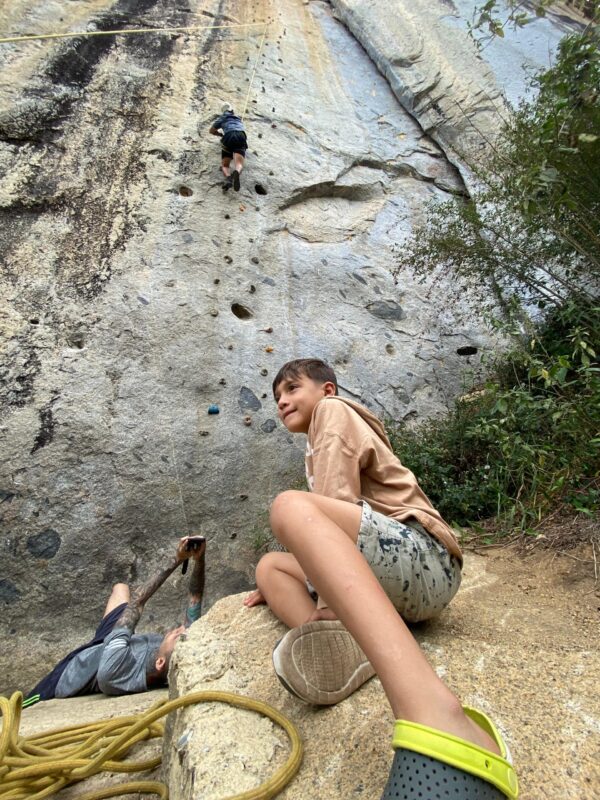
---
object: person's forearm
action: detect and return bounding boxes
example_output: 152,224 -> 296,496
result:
116,555 -> 181,632
185,553 -> 205,627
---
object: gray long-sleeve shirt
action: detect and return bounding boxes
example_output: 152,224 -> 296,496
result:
54,628 -> 163,697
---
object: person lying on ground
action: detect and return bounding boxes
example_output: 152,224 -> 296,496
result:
209,102 -> 247,192
243,358 -> 518,799
23,536 -> 206,707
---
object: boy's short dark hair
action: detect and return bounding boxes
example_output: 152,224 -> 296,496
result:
272,358 -> 338,397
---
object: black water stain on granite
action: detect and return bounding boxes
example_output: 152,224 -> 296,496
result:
1,0 -> 196,304
26,529 -> 61,559
0,490 -> 18,504
2,0 -> 173,146
0,343 -> 41,411
31,405 -> 55,454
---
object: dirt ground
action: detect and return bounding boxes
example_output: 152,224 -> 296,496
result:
419,536 -> 600,800
8,534 -> 600,800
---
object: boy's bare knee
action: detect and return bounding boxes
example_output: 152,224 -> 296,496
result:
270,490 -> 308,528
255,552 -> 278,590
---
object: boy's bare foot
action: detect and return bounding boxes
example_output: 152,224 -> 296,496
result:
464,714 -> 502,754
413,701 -> 501,755
243,588 -> 266,608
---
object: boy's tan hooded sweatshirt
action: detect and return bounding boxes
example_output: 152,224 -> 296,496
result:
306,396 -> 462,563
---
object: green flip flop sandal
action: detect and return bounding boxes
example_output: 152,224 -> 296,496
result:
380,706 -> 518,799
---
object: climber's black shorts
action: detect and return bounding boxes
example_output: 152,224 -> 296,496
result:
221,130 -> 247,158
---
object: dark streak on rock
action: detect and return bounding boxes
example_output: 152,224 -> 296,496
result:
31,404 -> 55,453
0,343 -> 41,411
1,0 -> 195,301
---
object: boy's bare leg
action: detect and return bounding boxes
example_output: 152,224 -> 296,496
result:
103,583 -> 130,617
270,490 -> 499,755
251,552 -> 316,627
221,156 -> 232,178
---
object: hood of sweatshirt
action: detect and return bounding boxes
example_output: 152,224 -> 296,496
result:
322,396 -> 392,449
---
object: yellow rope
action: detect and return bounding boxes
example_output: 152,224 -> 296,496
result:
0,22 -> 269,46
0,691 -> 303,800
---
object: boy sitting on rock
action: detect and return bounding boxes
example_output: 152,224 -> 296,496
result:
244,358 -> 518,799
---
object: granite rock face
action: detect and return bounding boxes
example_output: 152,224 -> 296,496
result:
0,0 -> 579,692
330,0 -> 581,177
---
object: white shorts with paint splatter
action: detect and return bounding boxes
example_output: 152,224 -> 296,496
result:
357,501 -> 461,622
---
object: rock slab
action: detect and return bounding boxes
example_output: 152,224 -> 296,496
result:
166,548 -> 600,800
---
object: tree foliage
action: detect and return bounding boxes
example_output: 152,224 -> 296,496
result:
469,1 -> 596,47
391,19 -> 600,531
395,22 -> 600,314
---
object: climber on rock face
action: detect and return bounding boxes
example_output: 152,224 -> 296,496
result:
22,536 -> 206,707
209,102 -> 247,192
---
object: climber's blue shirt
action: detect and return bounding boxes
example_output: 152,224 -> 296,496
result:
212,111 -> 245,134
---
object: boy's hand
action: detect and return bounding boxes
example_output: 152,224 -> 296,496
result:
243,589 -> 266,608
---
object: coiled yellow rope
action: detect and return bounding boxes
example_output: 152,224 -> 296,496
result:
0,690 -> 303,800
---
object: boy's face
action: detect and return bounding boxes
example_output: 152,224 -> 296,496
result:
274,373 -> 336,433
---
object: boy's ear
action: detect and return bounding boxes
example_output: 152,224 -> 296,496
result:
155,656 -> 166,674
322,381 -> 336,397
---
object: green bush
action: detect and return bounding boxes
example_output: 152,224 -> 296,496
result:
390,21 -> 600,532
389,307 -> 600,530
394,25 -> 600,315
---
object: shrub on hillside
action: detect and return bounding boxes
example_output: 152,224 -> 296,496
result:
391,21 -> 600,530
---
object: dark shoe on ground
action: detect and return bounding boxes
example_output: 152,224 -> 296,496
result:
272,620 -> 375,705
222,178 -> 232,192
231,169 -> 241,191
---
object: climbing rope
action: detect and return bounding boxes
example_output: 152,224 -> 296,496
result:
0,690 -> 303,800
0,22 -> 269,46
240,24 -> 268,120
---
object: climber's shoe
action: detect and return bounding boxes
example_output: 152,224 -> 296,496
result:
222,177 -> 232,192
231,169 -> 241,191
380,707 -> 518,799
272,619 -> 375,705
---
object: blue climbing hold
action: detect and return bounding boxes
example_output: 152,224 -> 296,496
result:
208,404 -> 220,415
